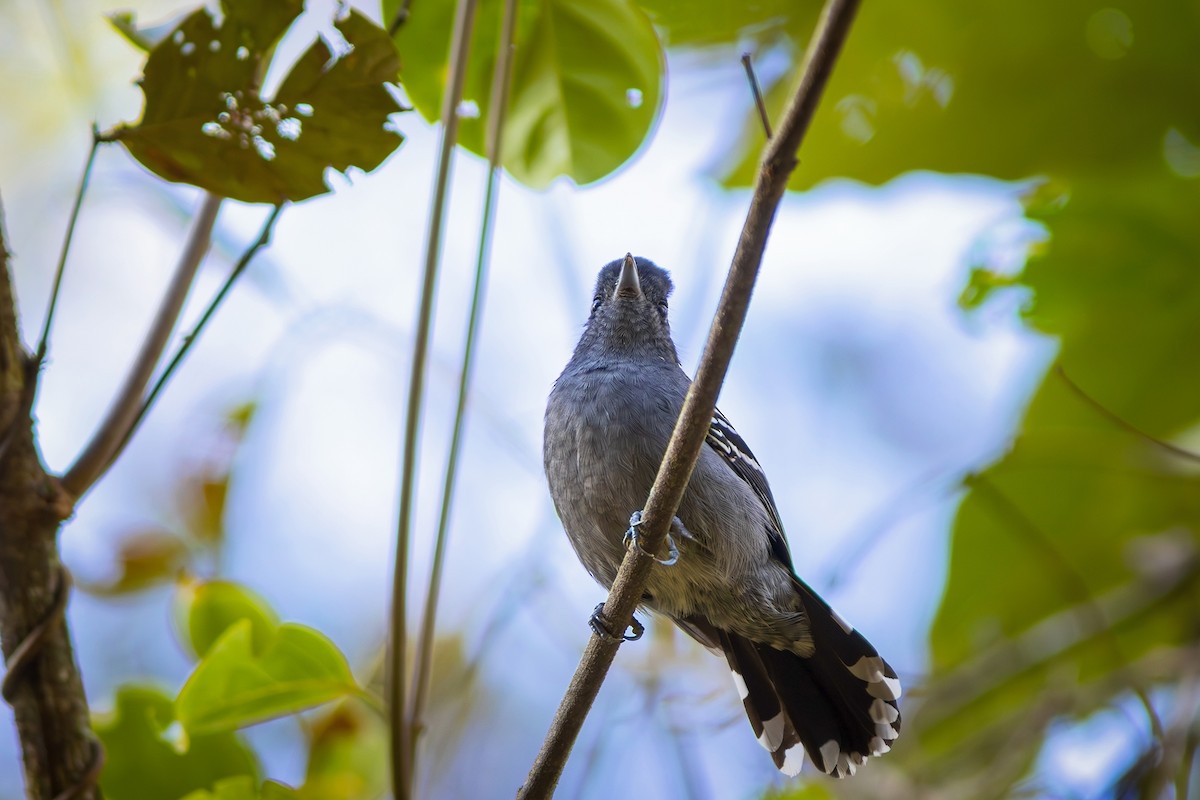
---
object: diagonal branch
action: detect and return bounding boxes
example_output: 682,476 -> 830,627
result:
61,192 -> 222,498
517,0 -> 862,796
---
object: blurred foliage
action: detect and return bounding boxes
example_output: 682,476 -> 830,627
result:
179,777 -> 299,800
298,702 -> 389,800
112,0 -> 406,202
96,685 -> 258,800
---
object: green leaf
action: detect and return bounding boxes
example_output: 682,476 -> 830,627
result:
174,579 -> 280,661
718,0 -> 1200,190
298,703 -> 388,800
637,0 -> 814,49
114,0 -> 405,202
915,174 -> 1200,781
180,776 -> 299,800
389,0 -> 664,188
95,685 -> 257,800
176,619 -> 359,734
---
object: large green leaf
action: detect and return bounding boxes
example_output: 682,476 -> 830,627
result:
95,685 -> 258,800
911,174 -> 1200,779
387,0 -> 664,188
176,620 -> 359,734
718,1 -> 1200,189
113,0 -> 405,202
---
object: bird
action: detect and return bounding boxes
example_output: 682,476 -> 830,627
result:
543,254 -> 901,778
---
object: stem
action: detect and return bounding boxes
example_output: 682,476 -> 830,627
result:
1054,364 -> 1200,463
106,203 -> 284,469
36,126 -> 101,365
517,1 -> 861,796
388,0 -> 479,797
405,0 -> 517,774
740,53 -> 773,139
61,192 -> 222,498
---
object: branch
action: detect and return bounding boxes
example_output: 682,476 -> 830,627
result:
1054,363 -> 1200,463
0,197 -> 102,799
35,126 -> 101,365
61,192 -> 222,498
518,1 -> 862,795
406,0 -> 517,774
105,203 -> 284,469
388,0 -> 479,797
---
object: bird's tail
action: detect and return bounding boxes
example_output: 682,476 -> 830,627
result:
715,580 -> 902,778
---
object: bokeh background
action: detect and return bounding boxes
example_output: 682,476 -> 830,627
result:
1,0 -> 1197,798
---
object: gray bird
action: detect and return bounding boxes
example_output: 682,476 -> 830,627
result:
543,254 -> 901,778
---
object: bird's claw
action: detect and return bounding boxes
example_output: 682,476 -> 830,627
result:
623,510 -> 684,566
589,602 -> 644,642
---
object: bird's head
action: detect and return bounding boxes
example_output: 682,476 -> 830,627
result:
572,254 -> 678,365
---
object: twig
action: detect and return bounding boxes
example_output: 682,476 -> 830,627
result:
35,126 -> 101,365
517,1 -> 862,796
388,0 -> 416,36
740,53 -> 773,139
105,203 -> 284,468
388,0 -> 480,797
61,192 -> 222,498
1054,364 -> 1200,463
405,0 -> 518,775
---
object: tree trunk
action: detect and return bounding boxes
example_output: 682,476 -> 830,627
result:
0,210 -> 98,799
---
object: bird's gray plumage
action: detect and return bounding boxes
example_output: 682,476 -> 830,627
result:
543,255 -> 901,778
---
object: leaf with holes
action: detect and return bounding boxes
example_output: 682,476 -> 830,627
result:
388,0 -> 663,188
176,619 -> 359,734
113,0 -> 405,202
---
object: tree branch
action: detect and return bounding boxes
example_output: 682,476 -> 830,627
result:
517,1 -> 862,795
61,192 -> 222,498
0,198 -> 101,799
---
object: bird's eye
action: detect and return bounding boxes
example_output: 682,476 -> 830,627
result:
591,295 -> 603,313
657,301 -> 669,317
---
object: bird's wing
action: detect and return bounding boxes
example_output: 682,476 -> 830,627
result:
705,407 -> 796,572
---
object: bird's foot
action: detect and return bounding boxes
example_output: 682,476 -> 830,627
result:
589,602 -> 644,642
623,510 -> 688,566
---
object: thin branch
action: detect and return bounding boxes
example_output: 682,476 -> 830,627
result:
517,1 -> 862,796
388,0 -> 416,36
405,0 -> 517,774
105,203 -> 284,469
388,0 -> 479,797
740,53 -> 773,139
1054,363 -> 1200,463
61,192 -> 222,498
35,126 -> 101,365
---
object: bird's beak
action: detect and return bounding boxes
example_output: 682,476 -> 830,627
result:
616,252 -> 642,298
